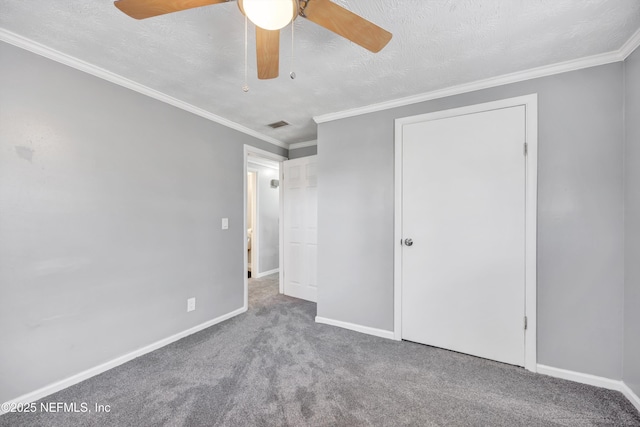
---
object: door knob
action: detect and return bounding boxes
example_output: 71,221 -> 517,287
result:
404,238 -> 413,246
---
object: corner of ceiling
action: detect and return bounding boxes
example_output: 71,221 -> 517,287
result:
620,26 -> 640,60
0,28 -> 288,150
313,26 -> 640,125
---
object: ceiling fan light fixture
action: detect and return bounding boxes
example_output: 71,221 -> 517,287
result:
241,0 -> 298,31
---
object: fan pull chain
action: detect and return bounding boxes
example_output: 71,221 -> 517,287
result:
290,19 -> 296,80
242,14 -> 249,92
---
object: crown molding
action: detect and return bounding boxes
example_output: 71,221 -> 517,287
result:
620,27 -> 640,60
314,32 -> 639,124
289,140 -> 317,150
0,29 -> 288,150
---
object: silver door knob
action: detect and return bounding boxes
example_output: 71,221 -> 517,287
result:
404,238 -> 413,246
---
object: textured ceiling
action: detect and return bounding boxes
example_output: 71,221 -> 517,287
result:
1,0 -> 639,145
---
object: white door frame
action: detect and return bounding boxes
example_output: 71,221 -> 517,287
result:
393,94 -> 538,372
246,159 -> 282,279
243,145 -> 287,311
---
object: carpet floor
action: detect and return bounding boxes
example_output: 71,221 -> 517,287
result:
2,273 -> 639,426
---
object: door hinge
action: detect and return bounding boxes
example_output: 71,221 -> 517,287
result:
524,316 -> 528,330
524,143 -> 528,156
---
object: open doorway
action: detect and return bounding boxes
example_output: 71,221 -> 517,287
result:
243,145 -> 287,311
246,170 -> 257,278
246,161 -> 279,278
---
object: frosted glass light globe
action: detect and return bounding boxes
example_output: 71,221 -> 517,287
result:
242,0 -> 297,31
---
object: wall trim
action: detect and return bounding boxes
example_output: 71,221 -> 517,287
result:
0,306 -> 247,414
620,27 -> 640,60
0,29 -> 287,150
315,316 -> 395,340
537,365 -> 640,412
289,140 -> 318,150
255,268 -> 279,278
621,382 -> 640,413
314,35 -> 637,124
537,364 -> 621,390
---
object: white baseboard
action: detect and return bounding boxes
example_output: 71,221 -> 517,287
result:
537,364 -> 640,413
315,316 -> 395,340
255,268 -> 279,278
536,364 -> 621,390
621,382 -> 640,413
0,306 -> 247,415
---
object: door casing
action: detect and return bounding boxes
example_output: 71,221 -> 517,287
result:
393,94 -> 538,372
243,145 -> 287,311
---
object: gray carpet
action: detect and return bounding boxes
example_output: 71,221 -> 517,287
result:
2,273 -> 639,426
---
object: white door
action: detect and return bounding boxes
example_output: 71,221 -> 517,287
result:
283,156 -> 317,302
401,106 -> 526,366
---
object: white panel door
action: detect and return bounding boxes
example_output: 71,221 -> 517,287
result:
401,106 -> 526,366
283,156 -> 317,302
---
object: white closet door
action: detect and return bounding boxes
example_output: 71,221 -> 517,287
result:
283,156 -> 317,302
401,106 -> 526,366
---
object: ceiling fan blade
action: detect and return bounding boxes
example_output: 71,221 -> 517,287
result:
256,27 -> 280,80
114,0 -> 228,20
302,0 -> 392,53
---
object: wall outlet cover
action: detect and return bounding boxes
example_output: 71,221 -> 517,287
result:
187,297 -> 196,312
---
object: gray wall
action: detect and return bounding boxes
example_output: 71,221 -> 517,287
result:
317,63 -> 625,379
248,161 -> 280,274
288,145 -> 318,159
0,42 -> 285,403
624,46 -> 640,397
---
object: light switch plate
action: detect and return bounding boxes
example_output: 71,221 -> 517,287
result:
221,218 -> 229,230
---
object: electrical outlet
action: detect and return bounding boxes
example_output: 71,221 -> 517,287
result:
187,297 -> 196,312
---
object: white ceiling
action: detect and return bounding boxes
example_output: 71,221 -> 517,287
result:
1,1 -> 639,146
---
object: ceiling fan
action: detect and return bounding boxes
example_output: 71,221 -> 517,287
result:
113,0 -> 392,80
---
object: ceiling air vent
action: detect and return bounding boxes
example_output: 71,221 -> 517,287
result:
267,120 -> 289,129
